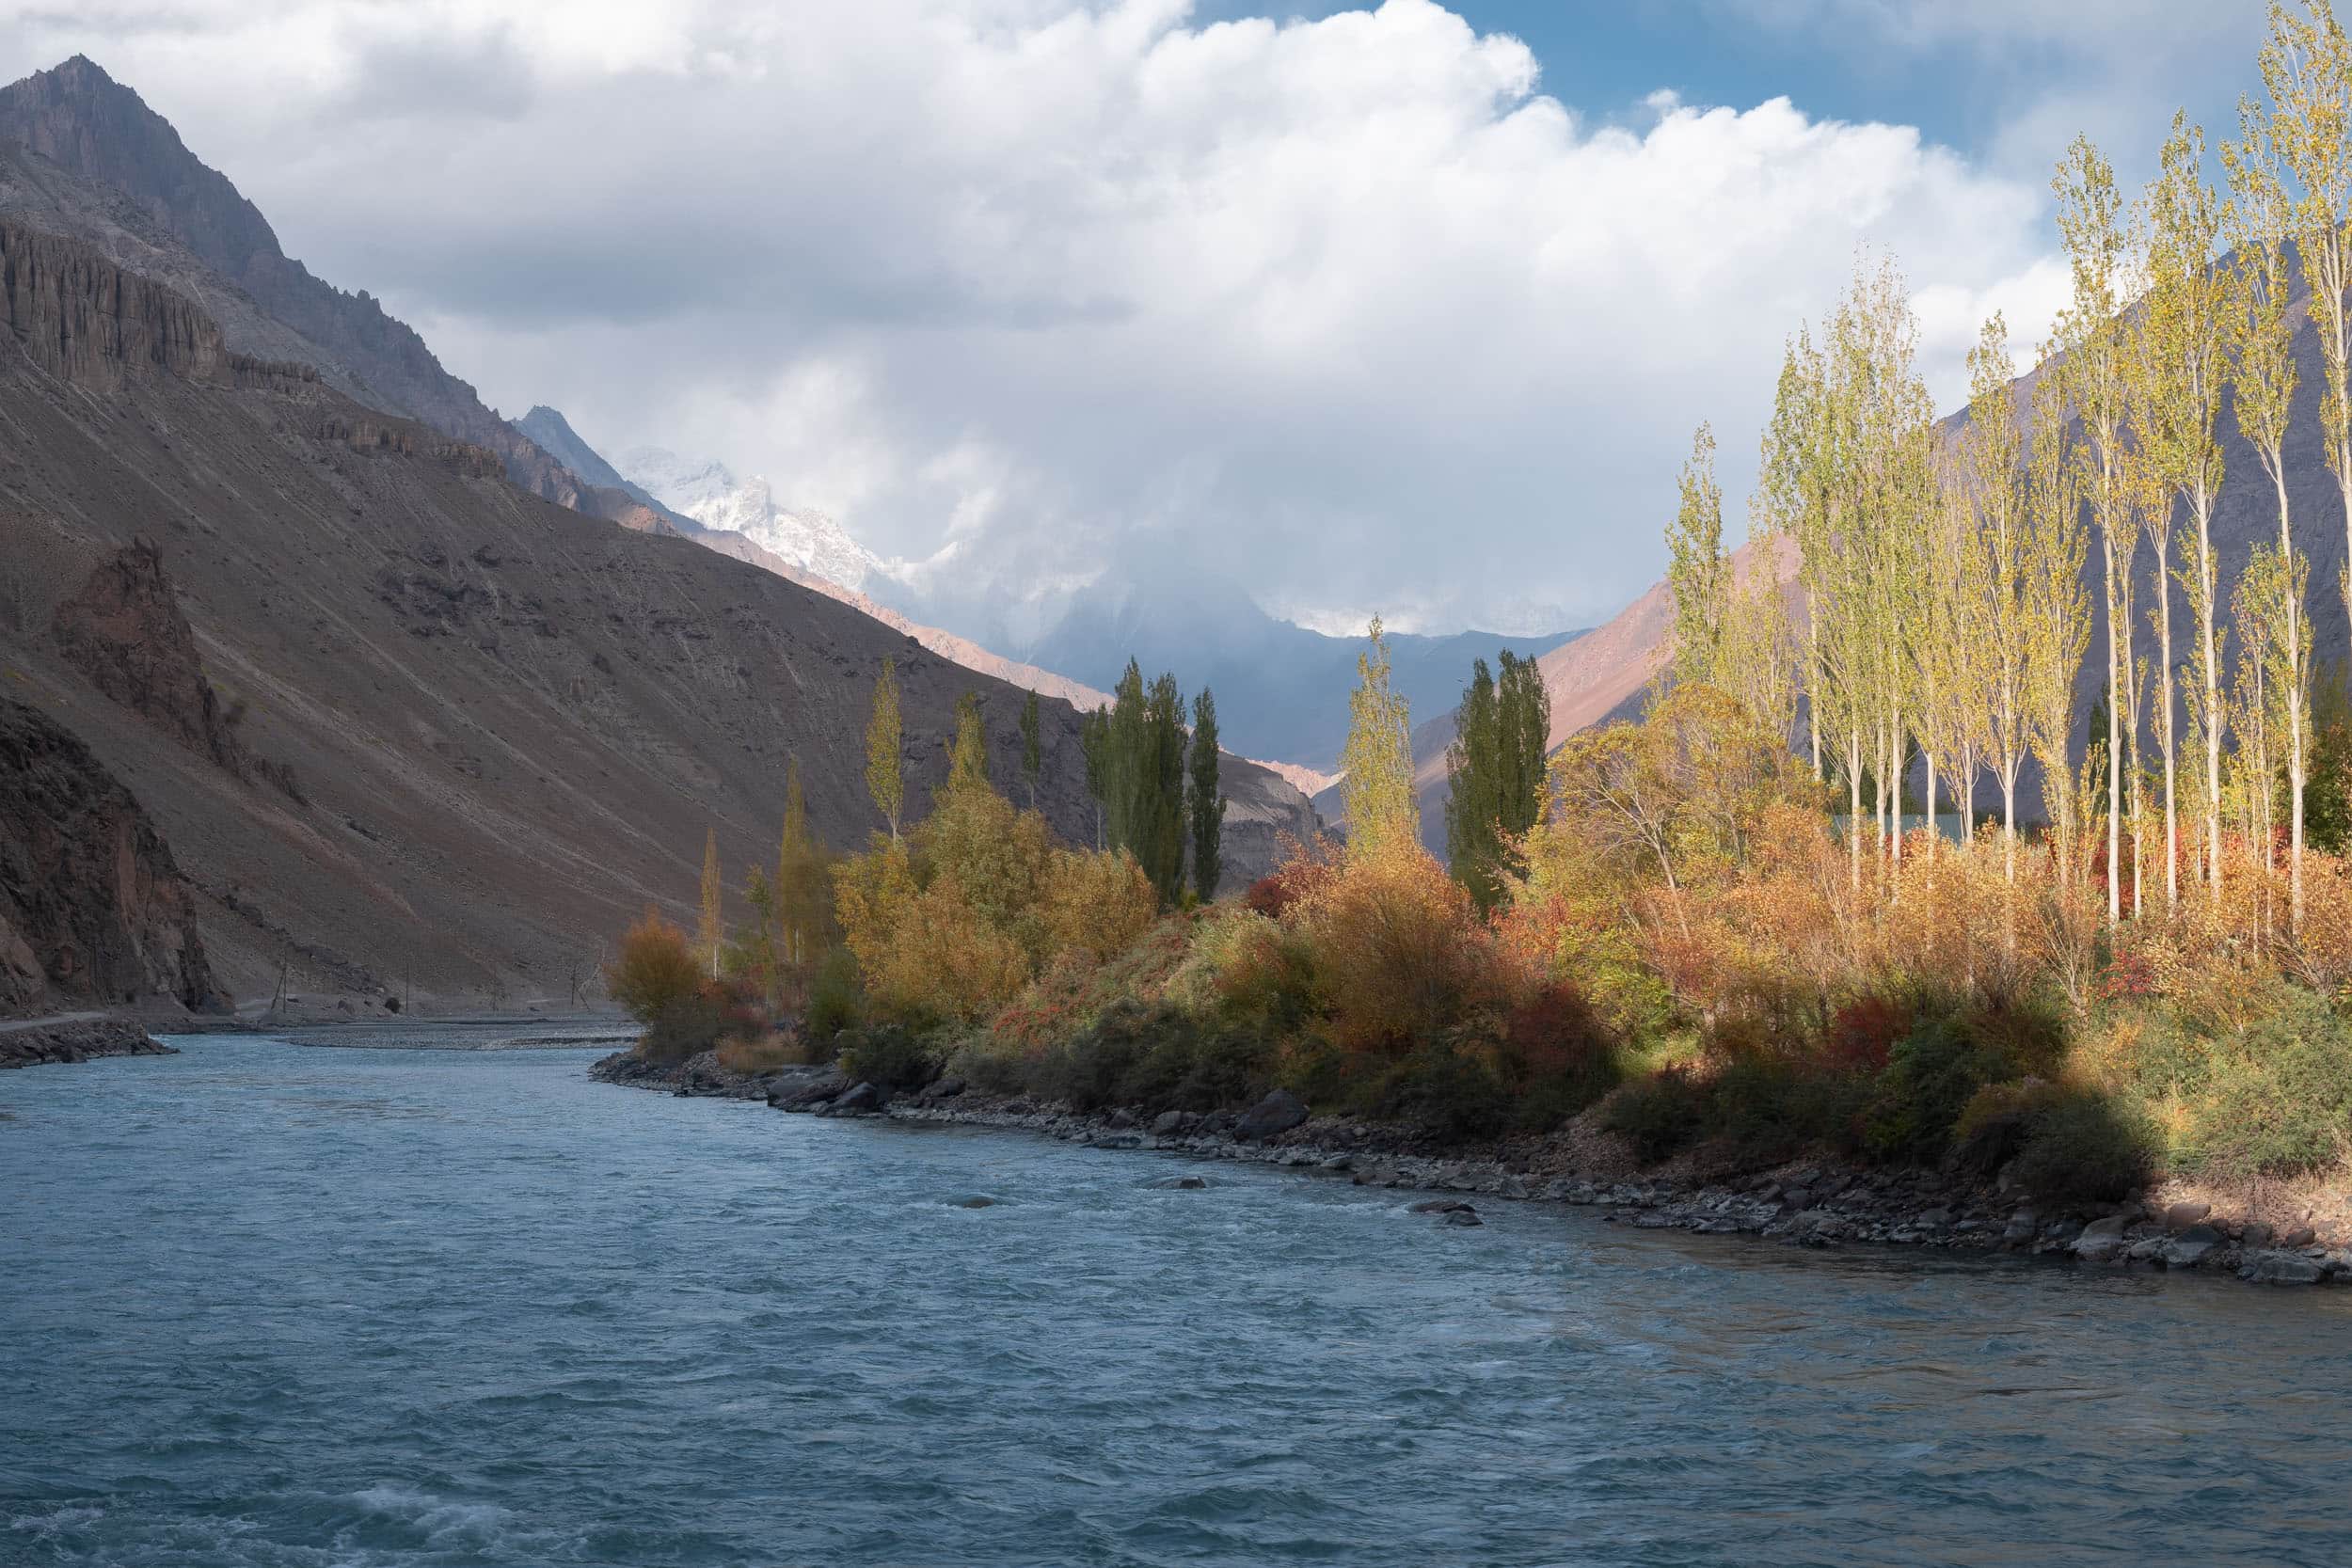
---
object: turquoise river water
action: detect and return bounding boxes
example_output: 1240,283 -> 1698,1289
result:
3,1029 -> 2348,1566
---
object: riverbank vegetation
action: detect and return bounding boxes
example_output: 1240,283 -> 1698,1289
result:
607,3 -> 2352,1218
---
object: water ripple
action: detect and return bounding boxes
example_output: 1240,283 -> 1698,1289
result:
4,1035 -> 2349,1566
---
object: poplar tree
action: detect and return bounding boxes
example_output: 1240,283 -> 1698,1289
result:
2025,373 -> 2093,888
1019,689 -> 1042,812
1445,658 -> 1503,908
1145,673 -> 1188,904
1188,688 -> 1224,902
1079,705 -> 1109,849
698,827 -> 723,980
1496,650 -> 1551,843
1759,332 -> 1833,778
1962,314 -> 2033,880
866,656 -> 904,844
2260,0 -> 2352,641
2229,82 -> 2314,927
2055,135 -> 2135,924
1342,616 -> 1418,858
1666,421 -> 1731,689
2139,113 -> 2235,900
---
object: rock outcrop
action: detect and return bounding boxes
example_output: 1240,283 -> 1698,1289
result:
0,696 -> 218,1013
0,214 -> 225,387
49,541 -> 297,796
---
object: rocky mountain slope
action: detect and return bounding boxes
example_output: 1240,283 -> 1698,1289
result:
0,215 -> 1318,1015
0,695 -> 219,1018
0,57 -> 670,534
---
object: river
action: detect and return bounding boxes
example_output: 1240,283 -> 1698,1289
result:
4,1030 -> 2347,1566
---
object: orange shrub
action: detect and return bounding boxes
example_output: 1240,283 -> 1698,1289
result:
1300,844 -> 1498,1051
605,907 -> 701,1025
1038,847 -> 1157,966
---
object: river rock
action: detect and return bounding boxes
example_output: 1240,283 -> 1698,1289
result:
769,1073 -> 845,1111
2241,1251 -> 2324,1286
958,1196 -> 999,1209
825,1081 -> 883,1117
2161,1224 -> 2224,1269
1409,1198 -> 1475,1215
1442,1207 -> 1484,1227
2240,1222 -> 2275,1252
1234,1088 -> 1308,1141
2281,1226 -> 2317,1250
2164,1200 -> 2212,1231
1151,1110 -> 1190,1136
1151,1175 -> 1210,1190
2001,1209 -> 2038,1248
2073,1215 -> 2133,1263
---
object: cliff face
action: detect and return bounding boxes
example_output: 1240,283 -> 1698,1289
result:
0,214 -> 227,387
0,696 -> 218,1015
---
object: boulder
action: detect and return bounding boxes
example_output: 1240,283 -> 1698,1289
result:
2240,1222 -> 2275,1253
1150,1109 -> 1189,1136
2072,1214 -> 2134,1264
2281,1225 -> 2318,1250
2001,1209 -> 2038,1248
1234,1088 -> 1309,1141
2160,1224 -> 2224,1269
2164,1200 -> 2212,1231
825,1081 -> 883,1117
957,1196 -> 999,1209
1150,1175 -> 1210,1190
769,1073 -> 846,1111
1442,1207 -> 1484,1227
1408,1198 -> 1475,1215
2241,1251 -> 2325,1286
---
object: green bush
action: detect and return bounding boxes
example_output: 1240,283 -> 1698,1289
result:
2182,993 -> 2352,1180
1600,1068 -> 1708,1163
2006,1091 -> 2157,1203
1370,1044 -> 1511,1143
834,1023 -> 943,1092
803,946 -> 864,1051
640,991 -> 722,1065
1865,1010 -> 2010,1163
1707,1057 -> 1872,1160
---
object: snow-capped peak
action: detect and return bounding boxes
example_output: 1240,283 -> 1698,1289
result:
615,445 -> 887,594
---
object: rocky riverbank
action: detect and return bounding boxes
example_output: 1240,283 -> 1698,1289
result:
0,1019 -> 175,1069
588,1049 -> 2352,1289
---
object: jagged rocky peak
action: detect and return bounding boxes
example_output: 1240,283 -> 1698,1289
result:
616,443 -> 887,592
0,55 -> 282,288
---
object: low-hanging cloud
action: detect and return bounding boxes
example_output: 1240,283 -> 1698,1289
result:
4,0 -> 2080,632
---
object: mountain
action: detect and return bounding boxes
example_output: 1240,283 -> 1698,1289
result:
1027,547 -> 1582,770
513,406 -> 697,532
0,57 -> 664,535
0,212 -> 1136,1003
618,445 -> 891,594
0,207 -> 1312,1013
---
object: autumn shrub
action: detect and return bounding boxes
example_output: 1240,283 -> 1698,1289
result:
1497,981 -> 1621,1130
1704,1055 -> 1875,1160
1038,847 -> 1158,965
716,1032 -> 799,1074
1243,847 -> 1335,920
606,907 -> 702,1032
1206,914 -> 1324,1037
1299,844 -> 1497,1051
835,1023 -> 943,1092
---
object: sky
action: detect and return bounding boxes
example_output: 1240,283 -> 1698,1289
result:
0,0 -> 2271,636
